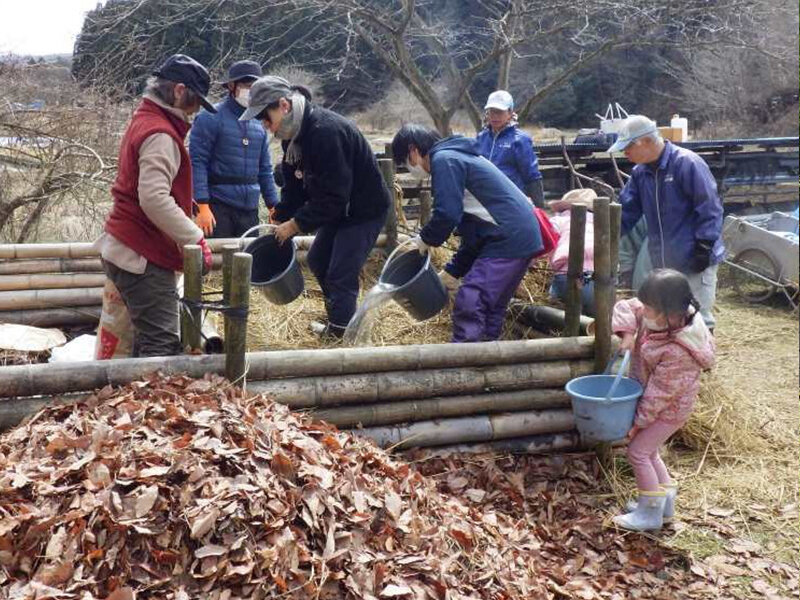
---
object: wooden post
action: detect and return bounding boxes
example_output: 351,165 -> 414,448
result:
565,204 -> 587,337
181,245 -> 203,352
221,243 -> 239,354
225,252 -> 251,386
593,197 -> 612,372
609,203 -> 622,306
378,158 -> 398,253
419,189 -> 433,227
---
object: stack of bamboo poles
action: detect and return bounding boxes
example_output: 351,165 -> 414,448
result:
0,337 -> 595,452
0,235 -> 395,328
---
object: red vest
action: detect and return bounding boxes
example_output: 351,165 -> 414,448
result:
105,98 -> 194,272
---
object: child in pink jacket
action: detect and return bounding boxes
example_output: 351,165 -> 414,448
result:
612,268 -> 715,531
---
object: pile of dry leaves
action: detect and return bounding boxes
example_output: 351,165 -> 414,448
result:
1,374 -> 789,599
1,374 -> 553,599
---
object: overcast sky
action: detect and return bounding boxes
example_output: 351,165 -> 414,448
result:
0,0 -> 106,56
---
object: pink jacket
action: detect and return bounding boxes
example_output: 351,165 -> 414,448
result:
612,298 -> 715,428
548,211 -> 594,274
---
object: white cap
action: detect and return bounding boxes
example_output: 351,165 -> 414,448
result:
484,90 -> 514,111
607,115 -> 659,153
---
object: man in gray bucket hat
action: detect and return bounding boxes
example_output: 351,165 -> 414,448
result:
189,60 -> 278,238
241,75 -> 390,339
611,115 -> 724,330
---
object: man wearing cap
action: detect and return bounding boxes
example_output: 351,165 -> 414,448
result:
189,60 -> 278,238
240,75 -> 390,339
609,115 -> 724,329
476,90 -> 545,208
96,54 -> 215,357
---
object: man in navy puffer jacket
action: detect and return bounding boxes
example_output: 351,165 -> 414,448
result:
190,60 -> 278,237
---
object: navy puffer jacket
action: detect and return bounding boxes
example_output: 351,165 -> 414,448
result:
189,95 -> 278,210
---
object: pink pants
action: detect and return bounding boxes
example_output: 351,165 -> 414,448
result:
627,419 -> 684,492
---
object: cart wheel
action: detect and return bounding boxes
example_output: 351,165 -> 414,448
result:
731,248 -> 779,303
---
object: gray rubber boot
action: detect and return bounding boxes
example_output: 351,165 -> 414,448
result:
614,491 -> 667,531
625,485 -> 677,521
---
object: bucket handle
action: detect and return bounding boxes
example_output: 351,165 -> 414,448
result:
239,223 -> 276,241
380,236 -> 430,279
603,349 -> 631,401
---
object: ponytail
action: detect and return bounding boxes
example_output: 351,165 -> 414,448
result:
290,84 -> 313,101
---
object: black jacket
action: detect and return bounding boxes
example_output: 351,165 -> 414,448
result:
273,104 -> 390,232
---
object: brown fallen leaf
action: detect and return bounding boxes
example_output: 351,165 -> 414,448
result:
134,485 -> 159,518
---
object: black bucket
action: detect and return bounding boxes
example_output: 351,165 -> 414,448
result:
244,234 -> 304,305
379,246 -> 448,321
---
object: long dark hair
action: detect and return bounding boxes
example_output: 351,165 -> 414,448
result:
637,268 -> 701,330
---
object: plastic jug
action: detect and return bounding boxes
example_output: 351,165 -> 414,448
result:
670,114 -> 688,142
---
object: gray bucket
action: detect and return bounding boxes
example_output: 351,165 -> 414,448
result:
241,227 -> 304,305
379,242 -> 448,321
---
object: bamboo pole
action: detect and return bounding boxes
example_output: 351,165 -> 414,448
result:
225,252 -> 251,387
378,158 -> 399,252
0,337 -> 595,399
309,388 -> 570,428
0,287 -> 103,311
0,273 -> 106,292
593,197 -> 612,372
565,203 -> 588,336
430,431 -> 581,455
180,245 -> 203,352
0,242 -> 96,259
609,202 -> 621,306
0,235 -> 393,262
508,301 -> 593,335
0,258 -> 103,275
0,306 -> 101,327
246,360 -> 593,409
418,189 -> 433,226
353,408 -> 575,450
221,244 -> 237,353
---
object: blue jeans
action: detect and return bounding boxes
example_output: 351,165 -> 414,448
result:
549,273 -> 595,317
306,214 -> 386,330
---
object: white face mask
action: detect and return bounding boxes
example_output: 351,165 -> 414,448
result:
405,159 -> 428,180
643,317 -> 667,331
235,87 -> 250,108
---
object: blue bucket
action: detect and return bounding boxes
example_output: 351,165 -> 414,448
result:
566,350 -> 643,443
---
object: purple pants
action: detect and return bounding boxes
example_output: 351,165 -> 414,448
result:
452,256 -> 531,343
627,419 -> 683,491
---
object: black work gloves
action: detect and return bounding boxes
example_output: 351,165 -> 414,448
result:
527,179 -> 545,208
688,240 -> 714,273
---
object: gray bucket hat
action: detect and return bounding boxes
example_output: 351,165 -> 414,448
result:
239,75 -> 294,121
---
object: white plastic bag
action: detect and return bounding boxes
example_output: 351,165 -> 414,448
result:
49,334 -> 97,363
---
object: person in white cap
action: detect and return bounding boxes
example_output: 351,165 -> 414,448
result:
476,90 -> 545,207
609,115 -> 724,330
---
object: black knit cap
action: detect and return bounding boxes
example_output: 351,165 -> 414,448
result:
153,54 -> 217,113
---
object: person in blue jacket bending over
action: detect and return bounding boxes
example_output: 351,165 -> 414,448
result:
189,60 -> 278,237
475,90 -> 545,208
610,115 -> 724,330
392,124 -> 543,343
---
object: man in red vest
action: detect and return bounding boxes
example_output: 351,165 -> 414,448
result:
95,54 -> 215,357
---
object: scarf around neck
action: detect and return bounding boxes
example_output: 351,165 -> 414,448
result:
278,93 -> 307,166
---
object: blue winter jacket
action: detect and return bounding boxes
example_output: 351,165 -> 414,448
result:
619,141 -> 724,273
189,95 -> 278,211
421,136 -> 543,278
475,124 -> 542,194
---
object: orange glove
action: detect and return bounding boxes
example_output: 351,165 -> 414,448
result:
196,203 -> 216,236
268,206 -> 278,224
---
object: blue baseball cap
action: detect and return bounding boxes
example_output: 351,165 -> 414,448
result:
607,115 -> 659,153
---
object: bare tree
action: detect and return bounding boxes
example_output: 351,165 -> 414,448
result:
287,0 -> 797,134
0,63 -> 119,242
